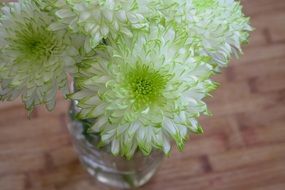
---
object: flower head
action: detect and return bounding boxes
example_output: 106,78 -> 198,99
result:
0,0 -> 80,111
142,0 -> 252,70
71,24 -> 218,158
49,0 -> 148,52
190,0 -> 252,70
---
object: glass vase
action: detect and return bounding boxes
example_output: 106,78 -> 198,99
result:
67,102 -> 164,189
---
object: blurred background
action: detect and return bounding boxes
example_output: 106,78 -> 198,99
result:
0,0 -> 285,190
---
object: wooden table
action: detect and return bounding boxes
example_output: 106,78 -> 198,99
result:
1,0 -> 285,189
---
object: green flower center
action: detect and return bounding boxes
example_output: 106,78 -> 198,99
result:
125,64 -> 169,111
192,0 -> 216,10
134,79 -> 152,95
10,22 -> 60,61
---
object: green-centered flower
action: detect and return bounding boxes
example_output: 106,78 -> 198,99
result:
141,0 -> 252,70
0,0 -> 80,112
190,0 -> 252,70
70,24 -> 218,158
48,0 -> 148,52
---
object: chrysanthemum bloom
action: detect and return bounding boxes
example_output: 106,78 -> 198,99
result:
190,0 -> 252,69
0,0 -> 79,112
142,0 -> 252,70
49,0 -> 148,52
70,25 -> 218,158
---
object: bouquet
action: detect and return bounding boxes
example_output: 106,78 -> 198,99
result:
0,0 -> 251,159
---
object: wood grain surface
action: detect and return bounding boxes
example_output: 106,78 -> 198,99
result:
0,0 -> 285,189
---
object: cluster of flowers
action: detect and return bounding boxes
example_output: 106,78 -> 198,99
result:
0,0 -> 251,158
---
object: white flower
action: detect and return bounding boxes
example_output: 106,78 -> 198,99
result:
139,0 -> 252,70
49,0 -> 148,52
70,24 -> 218,158
0,0 -> 80,112
190,0 -> 252,70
